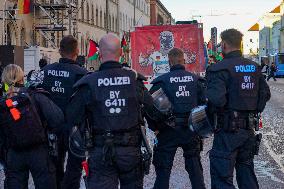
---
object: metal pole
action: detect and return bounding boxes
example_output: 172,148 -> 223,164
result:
133,0 -> 136,26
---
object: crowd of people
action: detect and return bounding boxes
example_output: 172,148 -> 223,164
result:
261,61 -> 278,82
0,28 -> 271,189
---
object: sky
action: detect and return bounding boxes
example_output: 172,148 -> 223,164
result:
160,0 -> 282,42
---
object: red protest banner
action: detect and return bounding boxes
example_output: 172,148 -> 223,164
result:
131,24 -> 205,77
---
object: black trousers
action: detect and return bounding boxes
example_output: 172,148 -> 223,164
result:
6,145 -> 56,189
61,151 -> 84,189
153,127 -> 206,189
87,146 -> 143,189
53,136 -> 66,189
267,72 -> 276,81
54,135 -> 83,189
210,129 -> 259,189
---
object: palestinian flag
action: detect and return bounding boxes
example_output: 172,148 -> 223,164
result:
121,35 -> 128,53
88,40 -> 99,61
18,0 -> 31,14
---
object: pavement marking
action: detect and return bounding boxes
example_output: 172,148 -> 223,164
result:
255,160 -> 284,184
262,137 -> 284,175
270,86 -> 284,93
263,131 -> 279,137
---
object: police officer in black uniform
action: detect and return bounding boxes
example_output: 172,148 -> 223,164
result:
0,64 -> 64,189
148,48 -> 206,189
66,33 -> 153,189
207,29 -> 271,189
41,36 -> 88,189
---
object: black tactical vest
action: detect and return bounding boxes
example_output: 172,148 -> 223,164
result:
42,62 -> 86,111
76,68 -> 140,131
152,68 -> 198,116
210,57 -> 261,111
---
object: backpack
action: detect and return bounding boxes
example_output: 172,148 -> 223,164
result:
0,89 -> 46,150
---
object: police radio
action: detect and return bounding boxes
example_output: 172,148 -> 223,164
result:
48,133 -> 58,157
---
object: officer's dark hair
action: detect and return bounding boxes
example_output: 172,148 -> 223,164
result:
59,35 -> 78,56
168,48 -> 184,66
220,29 -> 243,49
39,58 -> 47,69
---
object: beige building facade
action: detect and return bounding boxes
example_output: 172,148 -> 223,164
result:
150,0 -> 173,25
0,0 -> 150,58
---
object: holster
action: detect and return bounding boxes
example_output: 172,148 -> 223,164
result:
48,133 -> 58,157
93,129 -> 141,164
254,133 -> 262,155
141,149 -> 151,175
140,125 -> 152,175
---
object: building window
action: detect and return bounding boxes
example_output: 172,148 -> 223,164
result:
86,3 -> 90,23
157,14 -> 164,25
100,9 -> 103,27
126,15 -> 128,30
115,18 -> 119,32
120,13 -> 122,30
91,4 -> 94,25
108,15 -> 111,31
112,16 -> 115,31
81,36 -> 84,55
85,39 -> 89,56
104,12 -> 107,29
123,14 -> 125,30
20,27 -> 26,47
81,1 -> 84,21
96,8 -> 98,26
57,32 -> 60,47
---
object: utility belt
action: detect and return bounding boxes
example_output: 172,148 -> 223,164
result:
217,111 -> 259,132
93,127 -> 142,165
93,128 -> 141,147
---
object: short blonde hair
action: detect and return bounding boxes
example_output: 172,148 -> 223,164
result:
2,64 -> 24,86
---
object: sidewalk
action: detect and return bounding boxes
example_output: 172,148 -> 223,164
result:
267,78 -> 284,84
